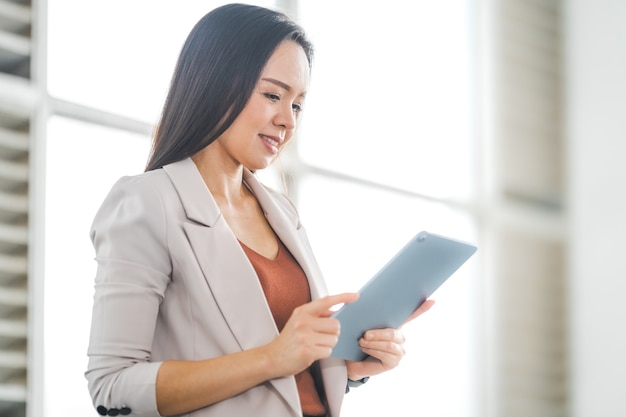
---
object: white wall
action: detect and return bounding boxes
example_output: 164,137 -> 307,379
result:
566,1 -> 626,416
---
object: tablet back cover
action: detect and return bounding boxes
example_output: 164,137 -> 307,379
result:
330,231 -> 477,361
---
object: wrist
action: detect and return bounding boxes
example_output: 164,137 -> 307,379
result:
254,344 -> 283,380
346,361 -> 369,382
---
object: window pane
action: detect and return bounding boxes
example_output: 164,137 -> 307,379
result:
297,174 -> 478,417
47,0 -> 275,123
298,0 -> 473,200
43,116 -> 151,417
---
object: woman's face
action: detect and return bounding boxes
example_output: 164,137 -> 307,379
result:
216,40 -> 310,171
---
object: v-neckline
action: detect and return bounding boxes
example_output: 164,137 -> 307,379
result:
239,237 -> 282,261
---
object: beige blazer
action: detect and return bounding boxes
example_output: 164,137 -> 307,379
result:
86,157 -> 348,417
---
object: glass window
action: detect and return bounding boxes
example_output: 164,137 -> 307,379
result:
297,0 -> 473,201
47,0 -> 275,123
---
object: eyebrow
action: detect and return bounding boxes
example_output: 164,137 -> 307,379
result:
261,78 -> 307,97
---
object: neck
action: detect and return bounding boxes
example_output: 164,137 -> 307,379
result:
191,149 -> 247,206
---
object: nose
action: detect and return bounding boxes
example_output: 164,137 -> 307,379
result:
274,103 -> 297,130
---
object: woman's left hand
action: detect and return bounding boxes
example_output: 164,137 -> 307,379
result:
345,299 -> 435,381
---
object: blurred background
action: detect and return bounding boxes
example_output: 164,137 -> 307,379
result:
0,0 -> 624,416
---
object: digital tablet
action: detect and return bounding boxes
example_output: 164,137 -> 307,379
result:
330,231 -> 477,361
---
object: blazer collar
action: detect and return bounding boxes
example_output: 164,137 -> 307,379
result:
162,157 -> 221,227
162,158 -> 327,299
242,169 -> 328,299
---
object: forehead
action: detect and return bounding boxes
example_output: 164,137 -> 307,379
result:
260,41 -> 310,93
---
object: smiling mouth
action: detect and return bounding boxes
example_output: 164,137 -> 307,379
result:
260,134 -> 281,153
260,135 -> 279,147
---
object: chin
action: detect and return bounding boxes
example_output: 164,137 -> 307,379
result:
247,158 -> 276,172
244,162 -> 270,173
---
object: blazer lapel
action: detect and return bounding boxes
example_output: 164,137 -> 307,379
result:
163,159 -> 302,416
242,170 -> 329,301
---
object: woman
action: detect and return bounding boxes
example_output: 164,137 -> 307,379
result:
85,4 -> 433,417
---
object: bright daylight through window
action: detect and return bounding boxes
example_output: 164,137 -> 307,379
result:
44,1 -> 476,416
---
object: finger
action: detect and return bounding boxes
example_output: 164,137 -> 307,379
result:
360,341 -> 404,358
305,292 -> 359,316
313,332 -> 343,348
359,329 -> 405,362
359,341 -> 405,368
307,316 -> 342,336
363,328 -> 405,344
402,299 -> 435,326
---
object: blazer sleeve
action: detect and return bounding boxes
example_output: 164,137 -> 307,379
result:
85,175 -> 172,417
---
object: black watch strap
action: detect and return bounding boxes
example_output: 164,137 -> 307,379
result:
345,376 -> 370,393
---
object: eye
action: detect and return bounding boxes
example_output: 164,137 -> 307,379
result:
292,103 -> 303,114
264,93 -> 280,102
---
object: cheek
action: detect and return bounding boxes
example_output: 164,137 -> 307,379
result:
243,98 -> 270,121
232,102 -> 264,131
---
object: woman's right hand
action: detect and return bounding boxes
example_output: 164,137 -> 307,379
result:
264,292 -> 359,377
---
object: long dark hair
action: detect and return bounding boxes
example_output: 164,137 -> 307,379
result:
145,3 -> 314,171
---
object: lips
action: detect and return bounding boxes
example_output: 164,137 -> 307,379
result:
259,134 -> 282,153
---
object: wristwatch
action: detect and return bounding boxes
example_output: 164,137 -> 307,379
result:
345,377 -> 370,393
